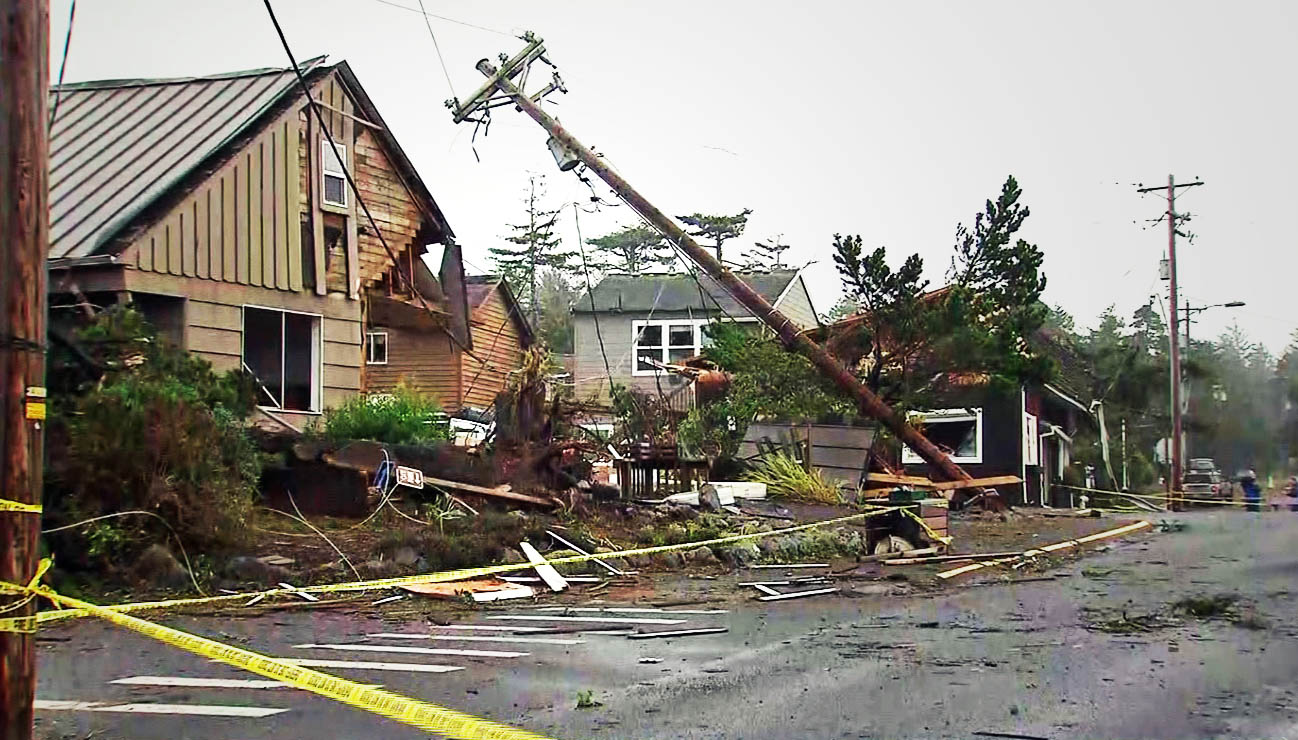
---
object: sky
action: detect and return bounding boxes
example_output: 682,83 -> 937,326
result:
48,0 -> 1298,351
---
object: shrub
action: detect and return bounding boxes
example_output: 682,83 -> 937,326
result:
316,382 -> 449,445
743,452 -> 844,504
45,306 -> 263,568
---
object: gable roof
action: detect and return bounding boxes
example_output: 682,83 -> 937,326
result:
48,57 -> 452,260
465,274 -> 533,345
573,269 -> 800,315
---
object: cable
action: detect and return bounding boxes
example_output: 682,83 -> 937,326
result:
368,0 -> 512,36
262,0 -> 484,364
48,0 -> 76,131
415,0 -> 457,101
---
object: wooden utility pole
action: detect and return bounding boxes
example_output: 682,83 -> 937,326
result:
0,0 -> 49,736
1138,176 -> 1201,508
452,36 -> 983,496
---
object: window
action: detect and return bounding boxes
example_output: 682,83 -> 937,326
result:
366,331 -> 388,365
902,408 -> 983,464
242,306 -> 321,412
1023,412 -> 1039,466
321,140 -> 347,207
631,319 -> 710,375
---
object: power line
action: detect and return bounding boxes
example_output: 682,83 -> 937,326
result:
48,0 -> 76,131
368,0 -> 512,37
415,0 -> 457,100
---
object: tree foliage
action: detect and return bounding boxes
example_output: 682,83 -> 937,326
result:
584,224 -> 674,275
678,208 -> 752,264
536,268 -> 578,354
743,235 -> 792,270
491,176 -> 577,323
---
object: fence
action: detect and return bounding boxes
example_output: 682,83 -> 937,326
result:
736,421 -> 879,488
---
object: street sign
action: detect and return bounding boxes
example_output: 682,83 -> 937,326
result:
395,465 -> 424,490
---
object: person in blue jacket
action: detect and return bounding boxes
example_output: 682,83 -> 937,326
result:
1241,469 -> 1262,512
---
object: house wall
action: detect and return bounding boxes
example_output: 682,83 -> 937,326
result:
775,276 -> 820,329
907,384 -> 1028,505
572,310 -> 704,404
365,324 -> 462,409
460,287 -> 526,410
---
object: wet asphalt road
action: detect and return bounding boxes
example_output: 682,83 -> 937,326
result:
32,509 -> 1298,739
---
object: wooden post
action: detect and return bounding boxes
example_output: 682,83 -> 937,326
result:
0,0 -> 49,736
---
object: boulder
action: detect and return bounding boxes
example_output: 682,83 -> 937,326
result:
357,559 -> 402,580
685,546 -> 719,565
390,546 -> 419,567
698,484 -> 723,513
224,555 -> 292,586
501,548 -> 529,565
714,542 -> 761,567
651,551 -> 685,569
132,544 -> 189,589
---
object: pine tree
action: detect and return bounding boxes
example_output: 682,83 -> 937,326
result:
678,209 -> 752,264
490,176 -> 578,326
744,235 -> 792,270
585,224 -> 675,275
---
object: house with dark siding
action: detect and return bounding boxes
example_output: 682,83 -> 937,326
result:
45,58 -> 525,421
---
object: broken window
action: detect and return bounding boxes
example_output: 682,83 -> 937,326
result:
243,306 -> 321,412
902,408 -> 982,464
632,319 -> 710,375
321,140 -> 347,207
366,331 -> 388,365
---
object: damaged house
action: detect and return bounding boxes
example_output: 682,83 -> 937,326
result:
45,58 -> 524,422
571,269 -> 820,406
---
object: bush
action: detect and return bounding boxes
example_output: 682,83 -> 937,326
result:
45,307 -> 263,569
315,382 -> 449,445
743,452 -> 844,504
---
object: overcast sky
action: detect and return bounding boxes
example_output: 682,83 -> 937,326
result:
49,1 -> 1298,351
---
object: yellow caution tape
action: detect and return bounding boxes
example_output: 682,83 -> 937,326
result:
0,615 -> 38,633
899,508 -> 953,547
6,577 -> 552,739
37,507 -> 904,623
936,520 -> 1153,579
0,498 -> 41,514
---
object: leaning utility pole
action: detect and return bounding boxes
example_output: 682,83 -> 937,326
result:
451,35 -> 981,494
1138,175 -> 1201,507
0,0 -> 49,736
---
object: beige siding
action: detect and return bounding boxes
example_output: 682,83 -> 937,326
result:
364,325 -> 462,409
773,275 -> 820,329
572,311 -> 694,405
460,288 -> 527,409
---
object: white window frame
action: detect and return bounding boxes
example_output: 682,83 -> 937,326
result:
1023,412 -> 1040,466
630,318 -> 711,376
241,305 -> 323,413
902,407 -> 983,465
321,140 -> 347,208
366,331 -> 388,365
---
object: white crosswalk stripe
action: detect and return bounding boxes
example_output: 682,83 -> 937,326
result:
293,643 -> 528,658
367,633 -> 583,645
282,658 -> 464,674
35,700 -> 288,717
485,614 -> 687,625
433,624 -> 547,632
110,676 -> 292,689
533,606 -> 729,615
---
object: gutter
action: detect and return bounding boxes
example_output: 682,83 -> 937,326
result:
47,254 -> 120,270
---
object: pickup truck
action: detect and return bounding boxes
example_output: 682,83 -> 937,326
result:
1184,471 -> 1227,502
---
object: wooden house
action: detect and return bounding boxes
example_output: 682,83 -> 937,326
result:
44,57 -> 504,423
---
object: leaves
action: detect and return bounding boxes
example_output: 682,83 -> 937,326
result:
678,209 -> 752,263
584,224 -> 675,275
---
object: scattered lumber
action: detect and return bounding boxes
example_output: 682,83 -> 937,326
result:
749,563 -> 829,570
882,551 -> 1021,566
757,587 -> 839,602
751,584 -> 781,596
929,475 -> 1022,491
627,627 -> 729,640
547,530 -> 624,576
519,542 -> 569,592
862,472 -> 936,487
425,476 -> 555,507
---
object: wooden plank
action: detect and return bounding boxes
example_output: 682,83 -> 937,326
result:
180,201 -> 195,277
137,230 -> 153,272
247,147 -> 262,286
187,301 -> 240,330
195,190 -> 209,279
308,111 -> 327,295
261,132 -> 276,288
757,587 -> 838,602
626,627 -> 729,640
751,584 -> 780,596
323,317 -> 361,344
519,542 -> 568,593
343,113 -> 359,299
882,551 -> 1021,566
930,475 -> 1022,491
274,122 -> 290,291
864,472 -> 936,487
423,476 -> 556,508
207,187 -> 221,281
286,117 -> 303,292
187,326 -> 242,357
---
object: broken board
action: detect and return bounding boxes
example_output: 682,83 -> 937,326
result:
519,541 -> 569,592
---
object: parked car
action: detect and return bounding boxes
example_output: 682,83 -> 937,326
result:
1184,470 -> 1227,502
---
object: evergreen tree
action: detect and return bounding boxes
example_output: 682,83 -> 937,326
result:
678,209 -> 753,264
536,268 -> 577,354
584,224 -> 675,275
490,176 -> 577,326
743,235 -> 792,270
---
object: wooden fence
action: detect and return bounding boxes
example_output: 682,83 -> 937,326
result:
736,421 -> 878,488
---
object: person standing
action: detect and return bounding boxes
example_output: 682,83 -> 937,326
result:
1241,469 -> 1262,512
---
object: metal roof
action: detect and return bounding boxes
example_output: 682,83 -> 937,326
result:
48,59 -> 327,259
573,270 -> 799,315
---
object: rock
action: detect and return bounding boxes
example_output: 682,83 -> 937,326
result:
715,542 -> 761,567
651,551 -> 685,569
685,546 -> 719,565
132,544 -> 189,589
501,548 -> 528,565
698,484 -> 723,513
224,556 -> 293,586
357,559 -> 402,580
391,546 -> 419,567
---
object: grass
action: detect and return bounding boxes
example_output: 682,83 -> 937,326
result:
742,452 -> 844,504
575,690 -> 602,709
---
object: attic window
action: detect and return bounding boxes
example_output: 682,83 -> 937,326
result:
366,331 -> 388,365
902,408 -> 982,465
321,140 -> 347,207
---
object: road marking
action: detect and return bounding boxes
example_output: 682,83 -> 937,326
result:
533,607 -> 729,615
435,624 -> 546,632
294,643 -> 528,658
282,659 -> 464,674
367,633 -> 583,645
110,676 -> 291,689
35,700 -> 287,717
485,615 -> 687,625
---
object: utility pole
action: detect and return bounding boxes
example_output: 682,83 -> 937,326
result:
1121,419 -> 1128,491
450,35 -> 984,497
0,0 -> 49,736
1138,175 -> 1202,508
